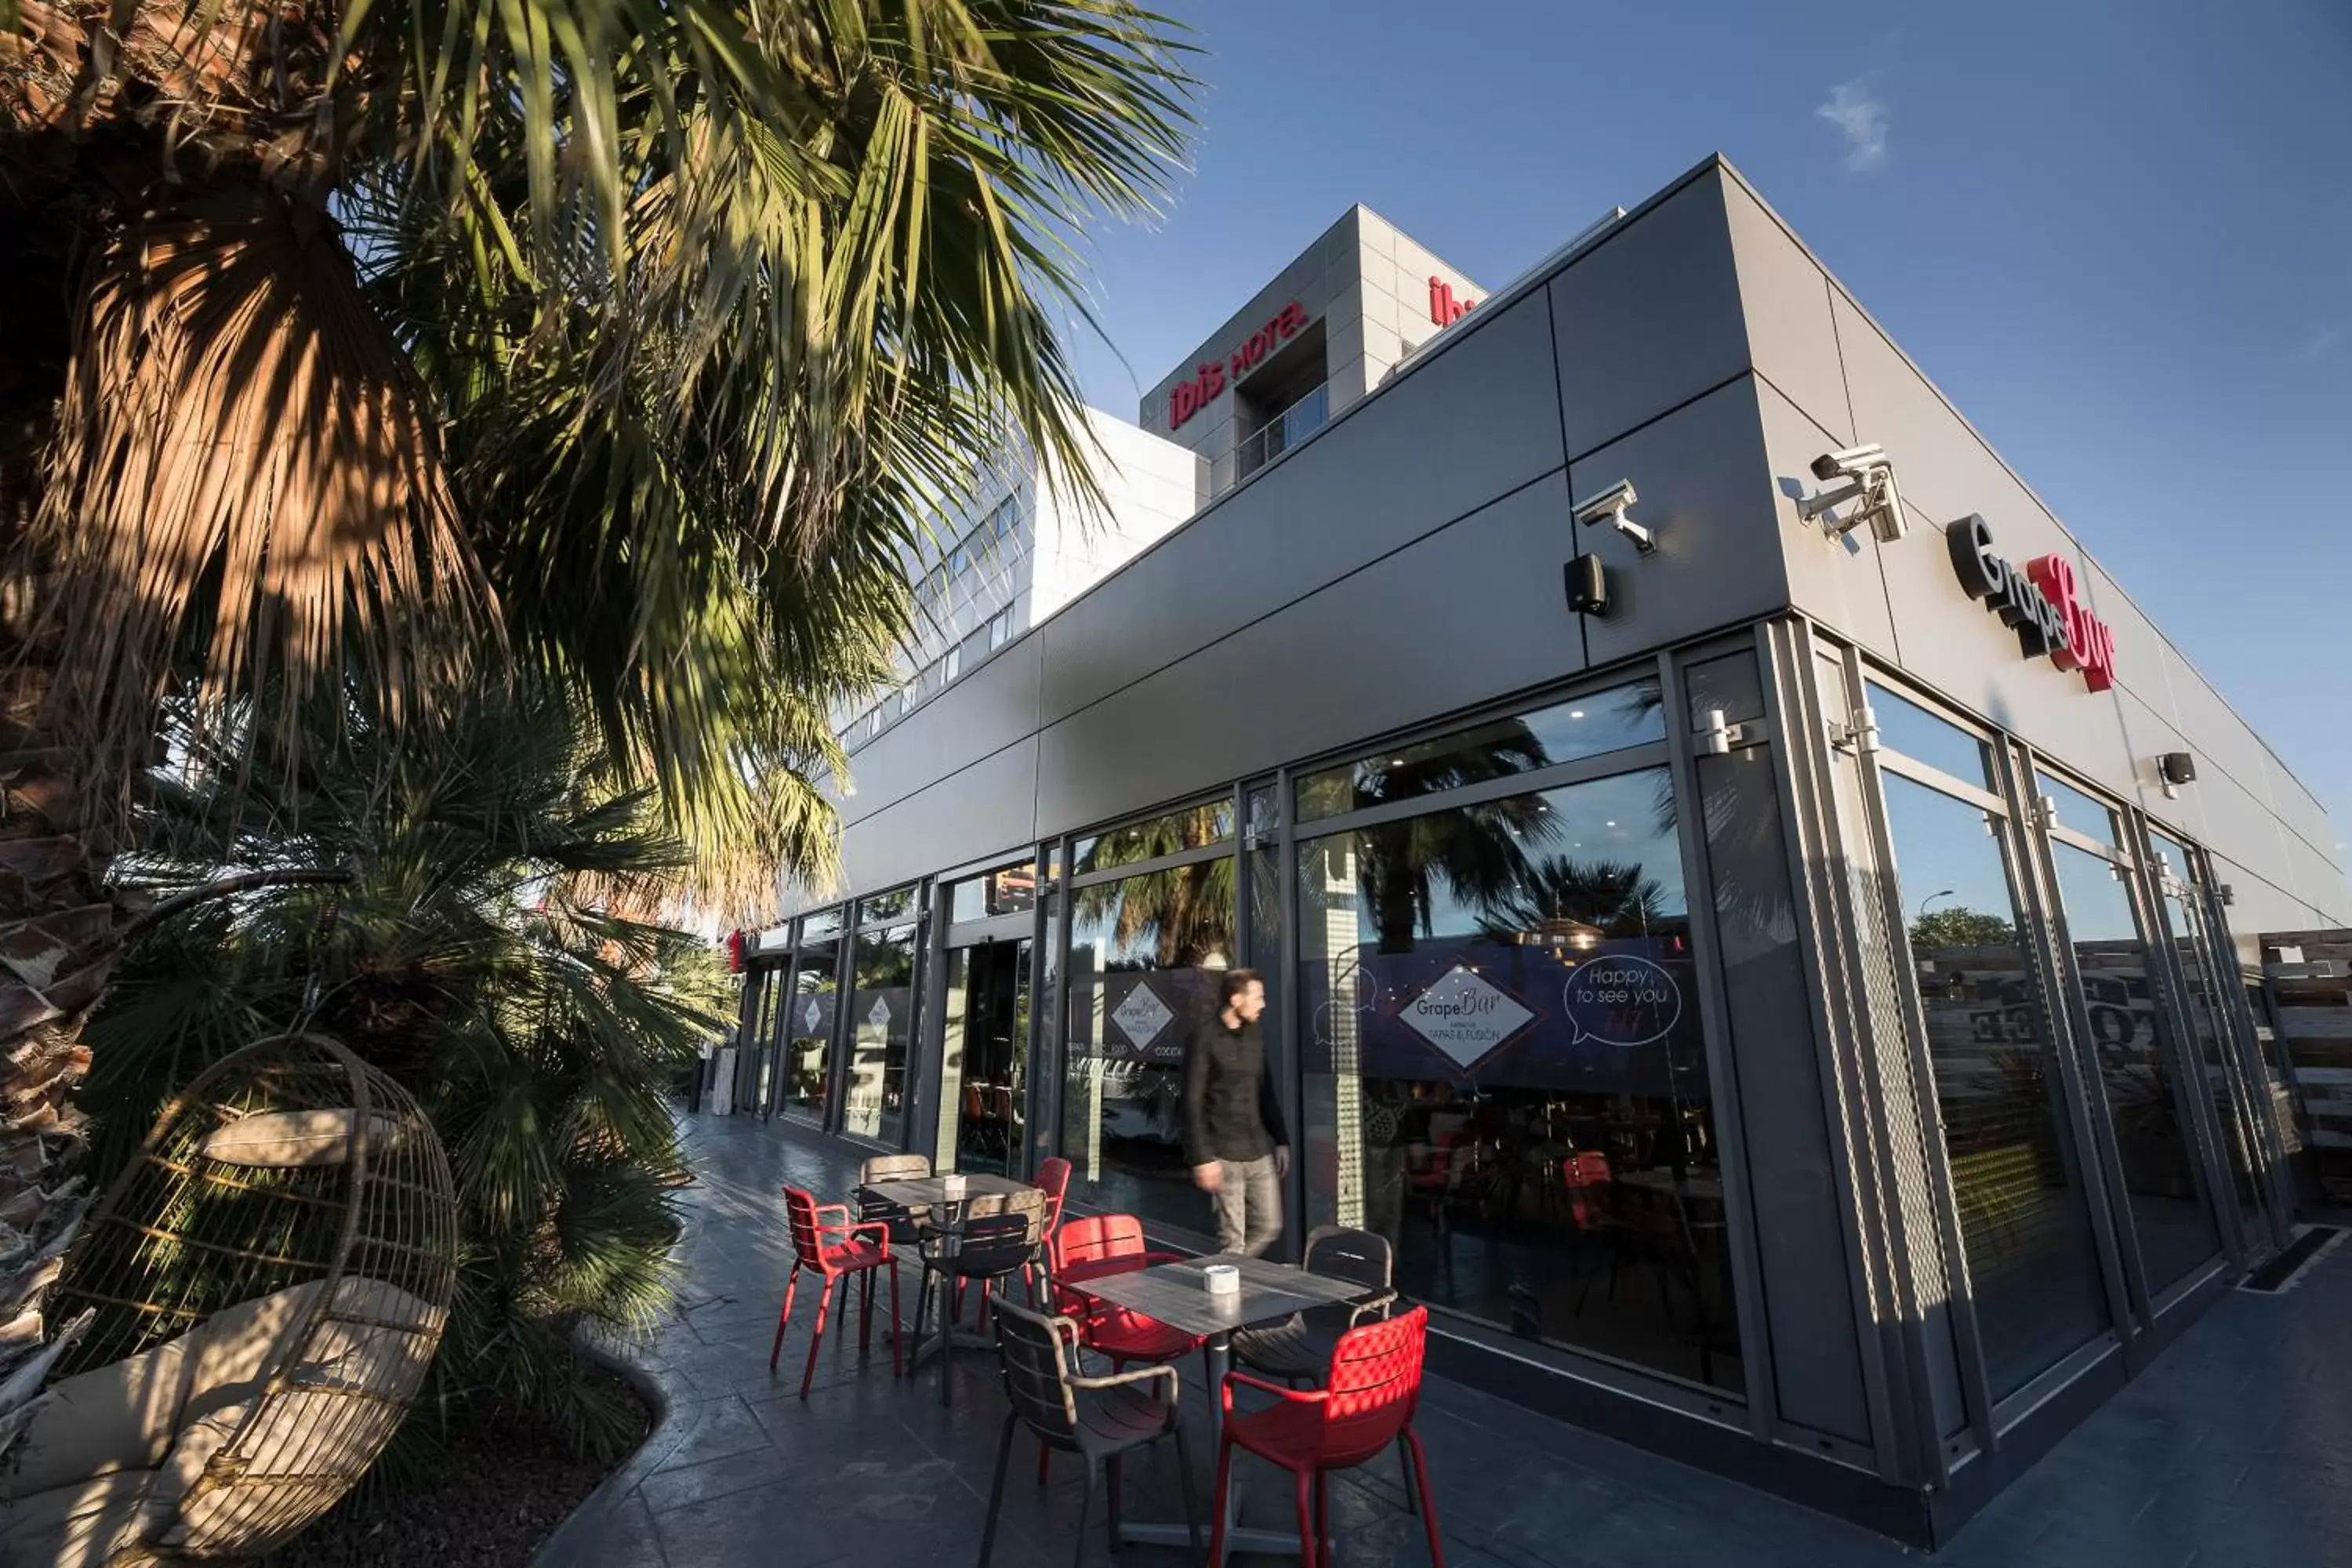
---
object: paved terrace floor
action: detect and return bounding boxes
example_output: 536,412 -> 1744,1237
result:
536,1113 -> 2352,1568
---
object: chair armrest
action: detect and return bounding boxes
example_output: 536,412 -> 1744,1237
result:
843,1220 -> 891,1253
1221,1369 -> 1324,1416
1069,1363 -> 1179,1403
1346,1290 -> 1400,1326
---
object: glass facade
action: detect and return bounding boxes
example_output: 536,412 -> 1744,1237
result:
845,922 -> 916,1143
783,931 -> 839,1123
1298,762 -> 1740,1393
1062,855 -> 1236,1235
1296,678 -> 1663,824
739,630 -> 2274,1466
1878,768 -> 2111,1402
2043,834 -> 2217,1294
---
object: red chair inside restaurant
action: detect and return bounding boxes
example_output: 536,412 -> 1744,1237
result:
1210,1304 -> 1446,1568
769,1185 -> 903,1400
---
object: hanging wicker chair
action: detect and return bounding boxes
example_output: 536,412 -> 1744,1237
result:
2,1033 -> 459,1566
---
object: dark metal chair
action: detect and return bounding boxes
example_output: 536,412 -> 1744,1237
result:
1232,1225 -> 1398,1384
978,1291 -> 1201,1568
913,1186 -> 1048,1406
855,1152 -> 933,1248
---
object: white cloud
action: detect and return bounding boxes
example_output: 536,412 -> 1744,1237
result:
1817,80 -> 1891,172
2300,325 -> 2343,363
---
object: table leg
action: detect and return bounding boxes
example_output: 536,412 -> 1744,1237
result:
1116,1330 -> 1298,1555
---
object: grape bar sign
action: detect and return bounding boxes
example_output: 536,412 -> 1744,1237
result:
1944,514 -> 2118,693
1169,302 -> 1309,430
1397,966 -> 1535,1073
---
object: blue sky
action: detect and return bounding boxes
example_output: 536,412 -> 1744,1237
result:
1056,0 -> 2352,851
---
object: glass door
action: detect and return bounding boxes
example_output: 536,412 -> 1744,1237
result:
1858,684 -> 2116,1403
782,922 -> 841,1125
935,939 -> 1033,1174
2147,829 -> 2278,1257
2027,770 -> 2220,1306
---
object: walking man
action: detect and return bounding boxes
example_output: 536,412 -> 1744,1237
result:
1182,968 -> 1290,1257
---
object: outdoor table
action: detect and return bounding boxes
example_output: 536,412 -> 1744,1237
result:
1065,1252 -> 1380,1555
861,1171 -> 1036,1399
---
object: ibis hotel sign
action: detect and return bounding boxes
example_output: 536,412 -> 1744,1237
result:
1944,514 -> 2118,693
1169,301 -> 1310,430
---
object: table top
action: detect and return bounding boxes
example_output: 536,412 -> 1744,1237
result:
1065,1254 -> 1376,1338
863,1172 -> 1036,1208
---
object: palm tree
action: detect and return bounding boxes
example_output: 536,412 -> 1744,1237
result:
0,0 -> 1192,1388
82,677 -> 724,1454
1479,855 -> 1673,944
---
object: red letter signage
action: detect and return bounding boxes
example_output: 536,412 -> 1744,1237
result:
1428,276 -> 1479,326
1170,301 -> 1308,431
1944,516 -> 2119,693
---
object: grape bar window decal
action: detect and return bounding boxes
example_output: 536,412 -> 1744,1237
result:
1168,301 -> 1309,430
1945,514 -> 2118,692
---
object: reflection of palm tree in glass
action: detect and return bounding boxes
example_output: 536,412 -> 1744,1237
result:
1071,809 -> 1236,968
1336,720 -> 1557,953
1479,856 -> 1669,942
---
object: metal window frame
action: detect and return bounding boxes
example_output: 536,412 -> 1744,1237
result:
2132,820 -> 2288,1261
1288,674 -> 1670,833
2010,741 -> 2236,1345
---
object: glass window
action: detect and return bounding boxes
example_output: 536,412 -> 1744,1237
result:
1298,764 -> 1741,1395
1072,798 -> 1236,877
2037,771 -> 2118,844
946,646 -> 963,682
800,907 -> 844,942
2045,841 -> 2219,1294
1686,652 -> 1766,731
990,611 -> 1012,651
950,860 -> 1038,924
859,886 -> 916,926
1868,682 -> 1995,792
1296,678 -> 1664,825
1879,774 -> 2109,1398
996,502 -> 1015,540
869,707 -> 883,739
782,939 -> 839,1122
1063,860 -> 1236,1234
845,923 -> 917,1143
900,686 -> 916,718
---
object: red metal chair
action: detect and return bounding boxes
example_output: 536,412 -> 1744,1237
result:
1047,1214 -> 1200,1367
1209,1305 -> 1444,1568
770,1185 -> 903,1400
1032,1156 -> 1073,1242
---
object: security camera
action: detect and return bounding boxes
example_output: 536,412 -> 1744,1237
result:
1796,442 -> 1908,544
1571,478 -> 1655,554
1571,478 -> 1638,527
1809,444 -> 1886,481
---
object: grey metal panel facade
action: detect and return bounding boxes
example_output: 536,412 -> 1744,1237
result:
1034,474 -> 1584,833
832,736 -> 1042,898
834,623 -> 1044,833
1039,288 -> 1570,729
1549,167 -> 1749,459
1758,378 -> 1900,660
1566,379 -> 1793,670
1721,165 -> 2347,924
1722,179 -> 1856,449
